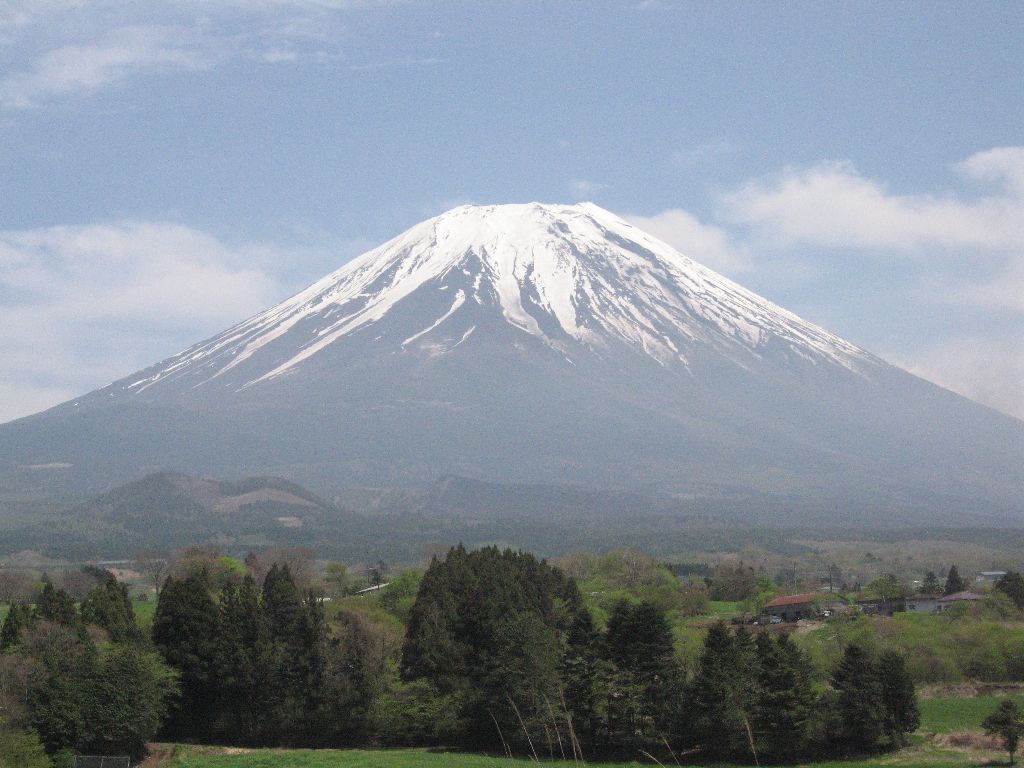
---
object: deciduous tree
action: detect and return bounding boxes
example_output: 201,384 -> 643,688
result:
984,699 -> 1024,765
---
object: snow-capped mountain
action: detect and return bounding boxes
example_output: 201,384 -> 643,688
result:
2,203 -> 1021,524
121,203 -> 874,394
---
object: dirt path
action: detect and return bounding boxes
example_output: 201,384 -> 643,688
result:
138,744 -> 175,768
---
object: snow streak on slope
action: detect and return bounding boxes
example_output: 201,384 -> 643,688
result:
125,203 -> 876,392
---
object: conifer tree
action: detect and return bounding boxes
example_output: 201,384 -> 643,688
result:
687,621 -> 758,759
831,643 -> 885,754
215,575 -> 267,743
753,632 -> 815,760
562,605 -> 599,752
0,603 -> 29,651
80,573 -> 141,642
943,565 -> 966,596
259,563 -> 327,744
877,650 -> 919,744
604,600 -> 678,746
262,564 -> 305,644
35,582 -> 78,627
151,573 -> 222,738
401,546 -> 594,753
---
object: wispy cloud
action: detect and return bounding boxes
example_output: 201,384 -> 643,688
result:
622,208 -> 749,276
0,25 -> 216,110
721,150 -> 1024,254
0,2 -> 367,111
0,221 -> 292,423
634,147 -> 1024,419
893,336 -> 1024,422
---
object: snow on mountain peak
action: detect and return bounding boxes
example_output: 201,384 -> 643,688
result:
125,202 -> 875,393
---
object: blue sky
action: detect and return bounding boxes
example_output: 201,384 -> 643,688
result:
1,0 -> 1022,421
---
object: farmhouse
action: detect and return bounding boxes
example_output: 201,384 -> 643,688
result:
764,593 -> 847,622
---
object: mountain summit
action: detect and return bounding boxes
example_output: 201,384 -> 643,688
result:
2,203 -> 1021,523
121,202 -> 873,393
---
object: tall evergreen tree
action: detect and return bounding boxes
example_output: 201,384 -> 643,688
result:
943,565 -> 967,596
562,605 -> 599,753
604,600 -> 678,749
753,632 -> 815,760
35,583 -> 78,627
401,546 -> 594,753
215,575 -> 267,743
831,643 -> 885,754
80,573 -> 141,643
151,573 -> 222,738
687,621 -> 758,759
1,603 -> 30,652
877,650 -> 919,744
259,563 -> 327,745
262,564 -> 305,644
920,570 -> 941,594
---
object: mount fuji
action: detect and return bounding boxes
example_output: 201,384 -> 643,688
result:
2,203 -> 1021,524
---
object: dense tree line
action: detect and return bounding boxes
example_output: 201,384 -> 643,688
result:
152,564 -> 374,746
0,576 -> 175,763
396,546 -> 917,761
2,547 -> 921,765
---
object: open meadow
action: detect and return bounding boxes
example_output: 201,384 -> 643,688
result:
162,743 -> 998,768
158,693 -> 1015,768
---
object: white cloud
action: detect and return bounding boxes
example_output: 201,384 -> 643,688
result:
722,156 -> 1024,253
956,146 -> 1024,196
0,221 -> 291,423
0,382 -> 78,425
893,337 -> 1024,421
0,3 -> 358,111
623,208 -> 749,275
631,147 -> 1024,420
0,25 -> 218,109
720,147 -> 1024,314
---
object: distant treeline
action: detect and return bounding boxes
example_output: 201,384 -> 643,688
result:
1,545 -> 922,765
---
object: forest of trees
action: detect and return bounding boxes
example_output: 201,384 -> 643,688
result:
0,546 -> 922,764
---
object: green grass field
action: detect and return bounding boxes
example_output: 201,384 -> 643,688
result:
163,694 -> 1016,768
133,596 -> 157,631
168,748 -> 618,767
918,693 -> 1024,733
163,742 -> 996,768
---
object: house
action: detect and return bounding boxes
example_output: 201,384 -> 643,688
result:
937,591 -> 984,611
904,595 -> 941,613
764,593 -> 847,622
976,571 -> 1007,584
856,597 -> 904,617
